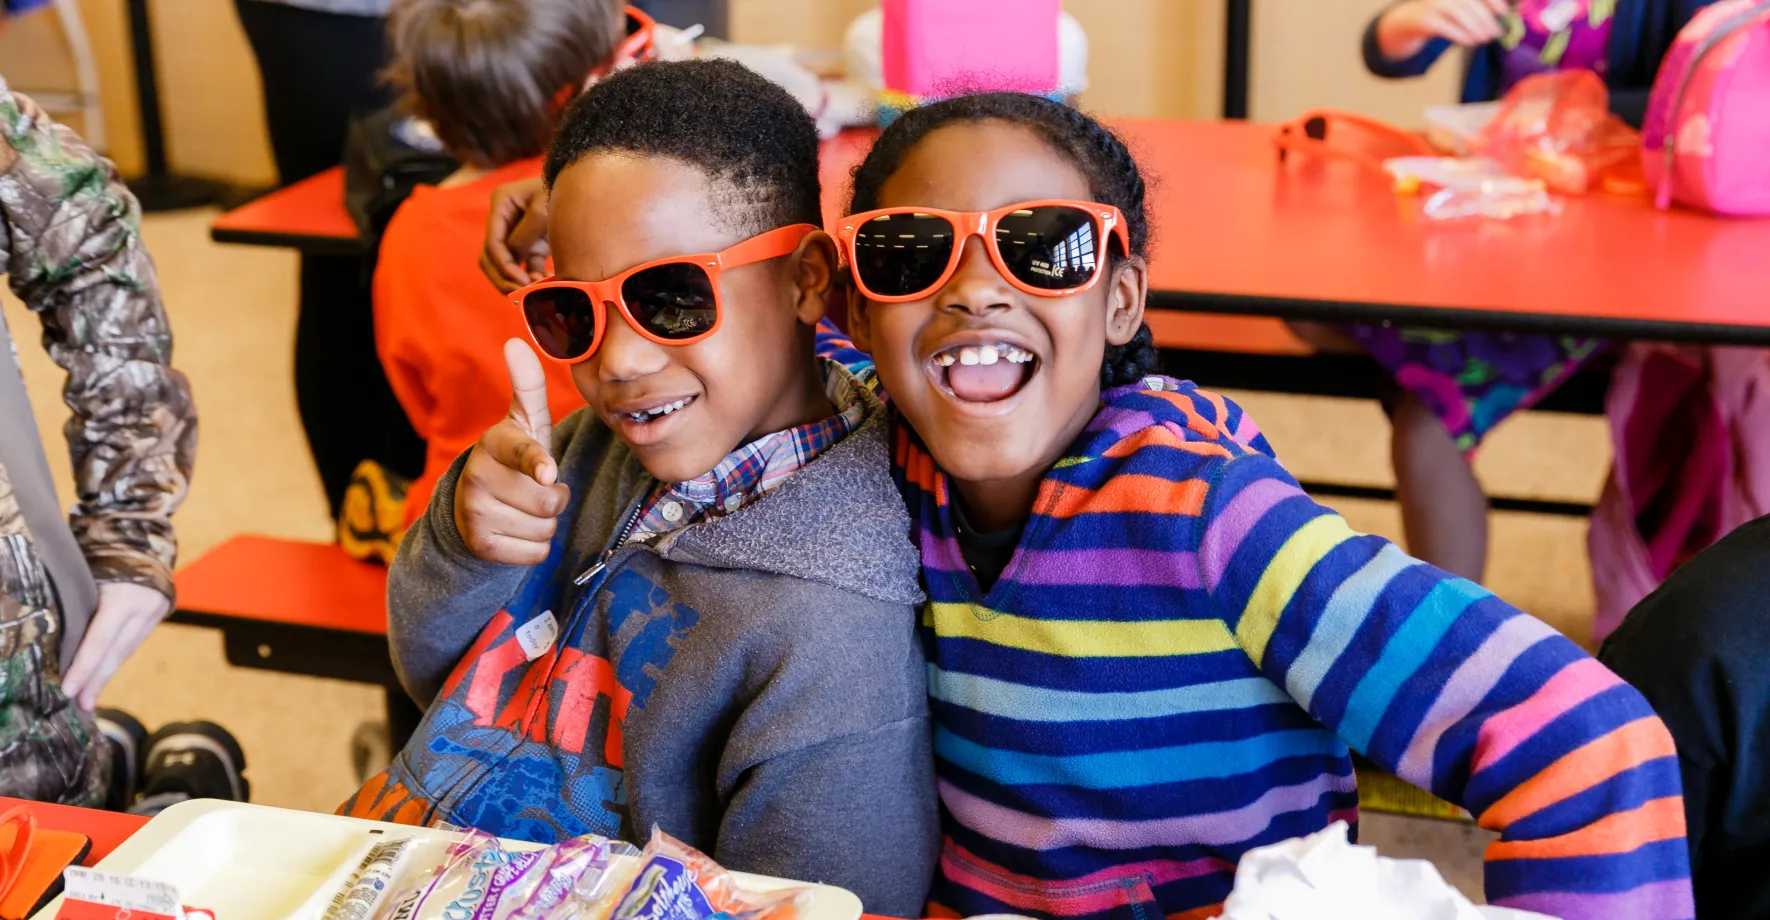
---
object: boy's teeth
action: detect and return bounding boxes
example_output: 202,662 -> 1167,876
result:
959,347 -> 981,366
625,397 -> 691,422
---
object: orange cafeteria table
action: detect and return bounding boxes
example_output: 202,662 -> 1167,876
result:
209,167 -> 365,255
217,122 -> 1770,344
169,534 -> 423,748
0,797 -> 148,867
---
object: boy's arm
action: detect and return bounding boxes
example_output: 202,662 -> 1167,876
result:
707,594 -> 938,917
716,717 -> 939,917
387,451 -> 530,705
1196,451 -> 1692,920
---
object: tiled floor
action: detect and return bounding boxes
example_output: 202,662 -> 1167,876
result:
4,207 -> 1614,900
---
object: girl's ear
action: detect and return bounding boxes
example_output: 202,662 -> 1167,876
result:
1104,254 -> 1149,347
789,231 -> 840,326
846,283 -> 875,354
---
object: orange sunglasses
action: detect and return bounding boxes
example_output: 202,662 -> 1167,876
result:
511,223 -> 819,363
1273,109 -> 1435,173
836,199 -> 1129,303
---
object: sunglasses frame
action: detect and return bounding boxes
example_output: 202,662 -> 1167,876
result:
835,199 -> 1129,303
511,223 -> 819,364
1273,108 -> 1436,174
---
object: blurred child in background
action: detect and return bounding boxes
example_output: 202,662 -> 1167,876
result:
1329,0 -> 1717,582
373,0 -> 632,530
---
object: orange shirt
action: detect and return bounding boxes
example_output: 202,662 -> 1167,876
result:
374,159 -> 584,526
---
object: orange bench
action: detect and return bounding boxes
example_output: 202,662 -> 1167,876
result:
171,535 -> 421,746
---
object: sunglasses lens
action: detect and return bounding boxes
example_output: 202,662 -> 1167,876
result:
851,212 -> 955,298
621,263 -> 719,340
522,287 -> 599,360
994,206 -> 1102,291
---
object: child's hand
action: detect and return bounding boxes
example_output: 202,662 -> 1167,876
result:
1378,0 -> 1511,60
480,177 -> 550,294
454,340 -> 571,566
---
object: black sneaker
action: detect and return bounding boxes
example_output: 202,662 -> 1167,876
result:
93,708 -> 147,812
130,722 -> 250,816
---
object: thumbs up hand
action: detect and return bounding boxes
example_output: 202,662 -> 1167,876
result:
454,340 -> 573,565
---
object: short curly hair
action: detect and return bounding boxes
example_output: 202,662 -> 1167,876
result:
544,59 -> 823,236
849,93 -> 1158,388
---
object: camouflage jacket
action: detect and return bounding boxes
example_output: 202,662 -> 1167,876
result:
0,77 -> 195,804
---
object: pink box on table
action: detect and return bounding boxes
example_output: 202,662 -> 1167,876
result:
880,0 -> 1062,96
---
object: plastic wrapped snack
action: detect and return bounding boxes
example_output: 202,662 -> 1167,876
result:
371,830 -> 642,920
1382,157 -> 1560,222
325,837 -> 422,920
602,830 -> 805,920
1470,70 -> 1640,194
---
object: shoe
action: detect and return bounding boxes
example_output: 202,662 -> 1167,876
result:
129,722 -> 250,817
93,708 -> 147,812
337,459 -> 410,565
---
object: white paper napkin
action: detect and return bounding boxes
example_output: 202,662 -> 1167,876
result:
1213,822 -> 1556,920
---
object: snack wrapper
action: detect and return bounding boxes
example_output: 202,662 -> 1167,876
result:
1470,70 -> 1641,194
372,830 -> 642,920
604,831 -> 803,920
1383,157 -> 1560,221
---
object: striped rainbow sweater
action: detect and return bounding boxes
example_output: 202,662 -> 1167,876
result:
891,375 -> 1692,920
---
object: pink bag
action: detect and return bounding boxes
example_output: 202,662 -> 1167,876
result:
1641,0 -> 1770,216
880,0 -> 1061,96
1589,344 -> 1770,640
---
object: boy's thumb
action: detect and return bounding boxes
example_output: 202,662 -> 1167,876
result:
504,339 -> 554,452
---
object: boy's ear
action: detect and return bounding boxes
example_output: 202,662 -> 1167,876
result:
789,231 -> 840,326
1104,254 -> 1149,347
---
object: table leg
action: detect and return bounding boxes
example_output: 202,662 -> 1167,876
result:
1223,0 -> 1252,119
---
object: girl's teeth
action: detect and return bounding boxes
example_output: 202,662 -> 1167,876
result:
938,344 -> 1036,367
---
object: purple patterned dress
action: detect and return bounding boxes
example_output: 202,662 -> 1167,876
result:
1352,0 -> 1615,452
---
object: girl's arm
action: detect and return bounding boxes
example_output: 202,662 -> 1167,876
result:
1196,451 -> 1693,920
1365,0 -> 1508,77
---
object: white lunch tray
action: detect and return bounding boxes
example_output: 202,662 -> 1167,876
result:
34,799 -> 864,920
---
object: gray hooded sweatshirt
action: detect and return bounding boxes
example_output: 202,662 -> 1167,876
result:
343,371 -> 939,917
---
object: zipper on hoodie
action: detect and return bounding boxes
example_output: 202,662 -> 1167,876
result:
436,491 -> 653,823
575,500 -> 647,585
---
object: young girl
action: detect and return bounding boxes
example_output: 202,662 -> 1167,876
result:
1346,0 -> 1719,581
836,93 -> 1692,920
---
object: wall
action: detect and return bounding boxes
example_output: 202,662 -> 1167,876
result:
1,0 -> 1460,187
0,0 -> 274,185
1248,0 -> 1460,125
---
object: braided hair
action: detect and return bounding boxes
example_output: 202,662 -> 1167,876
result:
848,93 -> 1159,387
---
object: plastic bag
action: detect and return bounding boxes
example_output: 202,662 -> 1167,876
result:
598,830 -> 805,920
1469,70 -> 1641,194
1383,157 -> 1561,221
371,831 -> 641,920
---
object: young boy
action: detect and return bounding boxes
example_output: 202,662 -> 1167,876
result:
374,0 -> 632,525
344,60 -> 939,917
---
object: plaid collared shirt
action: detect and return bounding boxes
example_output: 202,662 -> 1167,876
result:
625,359 -> 868,544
